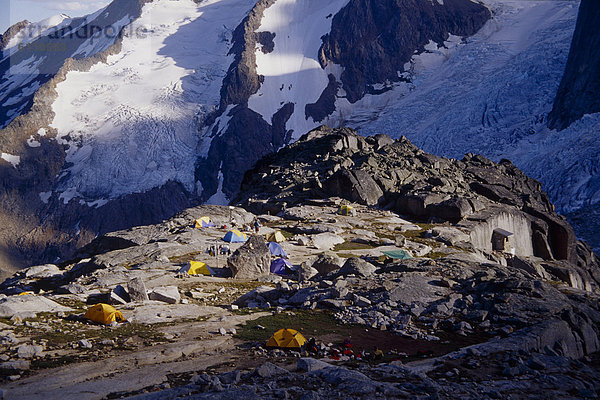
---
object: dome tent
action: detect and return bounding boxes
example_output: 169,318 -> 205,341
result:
179,261 -> 215,276
337,205 -> 356,216
268,241 -> 288,257
266,231 -> 286,242
270,258 -> 294,275
266,328 -> 307,349
84,303 -> 126,325
223,230 -> 247,243
194,216 -> 215,228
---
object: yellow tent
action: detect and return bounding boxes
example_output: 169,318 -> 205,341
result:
194,216 -> 215,228
179,261 -> 215,276
266,328 -> 307,349
337,205 -> 356,216
84,303 -> 126,325
266,231 -> 286,243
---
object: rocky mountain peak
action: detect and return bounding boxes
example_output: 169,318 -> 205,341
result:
0,20 -> 29,50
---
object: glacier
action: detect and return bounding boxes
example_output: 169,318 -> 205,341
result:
50,0 -> 256,202
354,0 -> 598,214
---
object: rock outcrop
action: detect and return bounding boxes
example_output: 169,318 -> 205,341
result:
548,0 -> 600,130
236,126 -> 598,275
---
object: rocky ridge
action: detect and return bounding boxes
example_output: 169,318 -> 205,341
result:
0,130 -> 597,398
237,126 -> 597,280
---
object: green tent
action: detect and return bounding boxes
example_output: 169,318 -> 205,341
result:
381,250 -> 412,260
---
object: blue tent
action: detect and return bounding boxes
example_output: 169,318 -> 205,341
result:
223,230 -> 247,243
270,258 -> 293,275
268,242 -> 288,258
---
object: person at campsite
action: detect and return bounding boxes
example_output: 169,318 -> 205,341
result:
230,217 -> 237,227
305,337 -> 318,354
254,219 -> 260,233
373,346 -> 384,361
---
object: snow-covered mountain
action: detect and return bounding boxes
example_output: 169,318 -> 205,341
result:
0,0 -> 597,268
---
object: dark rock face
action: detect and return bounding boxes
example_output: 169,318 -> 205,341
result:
235,126 -> 595,269
319,0 -> 491,103
305,74 -> 340,123
196,0 -> 291,202
20,181 -> 194,266
218,0 -> 276,110
324,169 -> 383,206
548,0 -> 600,130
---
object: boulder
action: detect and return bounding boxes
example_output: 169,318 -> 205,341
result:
23,264 -> 61,279
427,197 -> 474,220
233,286 -> 278,306
310,365 -> 372,385
148,286 -> 180,304
227,235 -> 271,279
336,258 -> 377,277
57,283 -> 88,295
404,240 -> 432,257
312,232 -> 345,250
128,277 -> 149,302
324,169 -> 383,206
296,236 -> 311,246
254,362 -> 289,378
311,253 -> 344,275
17,344 -> 43,359
110,291 -> 128,305
297,358 -> 331,372
297,262 -> 319,281
110,285 -> 131,304
431,226 -> 470,246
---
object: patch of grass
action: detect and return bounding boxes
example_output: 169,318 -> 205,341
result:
376,232 -> 396,241
333,241 -> 374,251
30,354 -> 81,370
234,310 -> 350,342
168,251 -> 204,263
25,321 -> 166,348
52,298 -> 86,311
279,229 -> 295,239
427,251 -> 449,260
